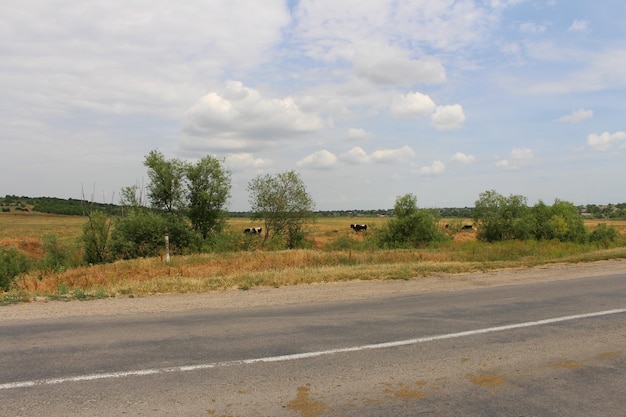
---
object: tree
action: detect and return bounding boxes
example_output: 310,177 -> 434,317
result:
247,170 -> 315,248
473,190 -> 529,242
144,150 -> 186,212
186,156 -> 232,239
378,194 -> 444,248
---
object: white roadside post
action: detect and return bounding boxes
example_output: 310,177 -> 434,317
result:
164,235 -> 170,263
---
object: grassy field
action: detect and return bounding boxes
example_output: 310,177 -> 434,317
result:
1,212 -> 625,303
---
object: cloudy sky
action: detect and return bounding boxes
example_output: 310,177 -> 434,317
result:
1,0 -> 624,211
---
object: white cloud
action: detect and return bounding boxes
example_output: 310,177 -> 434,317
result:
451,152 -> 476,164
297,149 -> 337,168
353,43 -> 446,86
420,160 -> 446,176
340,145 -> 415,164
496,148 -> 535,170
568,19 -> 589,32
340,147 -> 370,164
371,145 -> 416,163
226,153 -> 272,172
182,81 -> 325,151
346,128 -> 372,140
587,131 -> 626,151
390,92 -> 436,119
431,105 -> 466,130
557,109 -> 593,123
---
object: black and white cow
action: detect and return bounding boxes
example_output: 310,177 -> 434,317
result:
244,227 -> 262,234
350,224 -> 367,232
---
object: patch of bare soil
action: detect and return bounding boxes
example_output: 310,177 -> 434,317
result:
2,260 -> 624,322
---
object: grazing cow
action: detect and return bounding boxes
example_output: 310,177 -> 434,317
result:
350,224 -> 367,232
244,227 -> 262,234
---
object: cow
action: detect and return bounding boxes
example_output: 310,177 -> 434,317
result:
350,224 -> 367,232
461,225 -> 474,230
244,227 -> 262,234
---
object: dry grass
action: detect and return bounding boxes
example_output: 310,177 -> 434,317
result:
2,212 -> 625,301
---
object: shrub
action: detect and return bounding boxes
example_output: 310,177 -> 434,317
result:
81,210 -> 112,264
40,234 -> 81,272
0,247 -> 32,291
377,194 -> 446,248
109,209 -> 195,259
589,224 -> 618,248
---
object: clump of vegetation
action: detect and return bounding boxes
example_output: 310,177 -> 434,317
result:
0,246 -> 32,291
377,194 -> 447,248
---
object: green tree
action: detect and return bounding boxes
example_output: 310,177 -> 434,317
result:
378,194 -> 444,248
473,190 -> 529,242
247,170 -> 315,248
549,199 -> 588,243
186,156 -> 232,239
144,150 -> 186,212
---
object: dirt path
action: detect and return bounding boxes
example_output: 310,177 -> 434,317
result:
2,260 -> 625,321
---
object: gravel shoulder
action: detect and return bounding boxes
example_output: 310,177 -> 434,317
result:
2,260 -> 625,322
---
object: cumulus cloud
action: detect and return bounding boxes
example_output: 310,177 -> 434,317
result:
390,92 -> 436,119
340,147 -> 370,164
419,160 -> 445,175
450,152 -> 476,164
431,105 -> 466,130
568,19 -> 589,32
297,149 -> 337,168
340,145 -> 415,164
183,81 -> 325,151
587,131 -> 626,151
226,153 -> 272,172
346,128 -> 372,140
557,109 -> 593,123
496,148 -> 535,170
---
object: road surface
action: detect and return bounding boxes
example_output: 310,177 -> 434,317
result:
1,265 -> 624,416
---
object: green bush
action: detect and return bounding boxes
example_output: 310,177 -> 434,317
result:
589,224 -> 618,248
40,234 -> 81,272
109,209 -> 195,259
377,194 -> 446,248
81,210 -> 112,264
0,247 -> 32,291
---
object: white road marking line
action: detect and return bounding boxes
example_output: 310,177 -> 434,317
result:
2,308 -> 624,391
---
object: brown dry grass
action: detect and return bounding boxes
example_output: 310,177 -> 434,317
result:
2,212 -> 625,301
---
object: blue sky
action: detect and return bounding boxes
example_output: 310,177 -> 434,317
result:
1,0 -> 624,211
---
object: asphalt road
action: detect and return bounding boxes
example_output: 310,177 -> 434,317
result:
1,272 -> 625,416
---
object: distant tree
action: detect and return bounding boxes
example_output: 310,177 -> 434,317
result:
247,170 -> 315,248
185,156 -> 232,239
144,150 -> 186,212
119,184 -> 144,209
377,194 -> 444,248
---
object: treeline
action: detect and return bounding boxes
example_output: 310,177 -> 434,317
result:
3,196 -> 625,220
1,196 -> 123,216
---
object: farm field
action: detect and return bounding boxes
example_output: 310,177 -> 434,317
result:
1,212 -> 625,303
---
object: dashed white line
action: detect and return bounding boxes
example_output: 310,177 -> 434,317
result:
2,308 -> 624,391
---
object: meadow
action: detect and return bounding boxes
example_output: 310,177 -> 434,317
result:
1,212 -> 625,304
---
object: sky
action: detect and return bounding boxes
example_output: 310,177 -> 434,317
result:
1,0 -> 625,211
